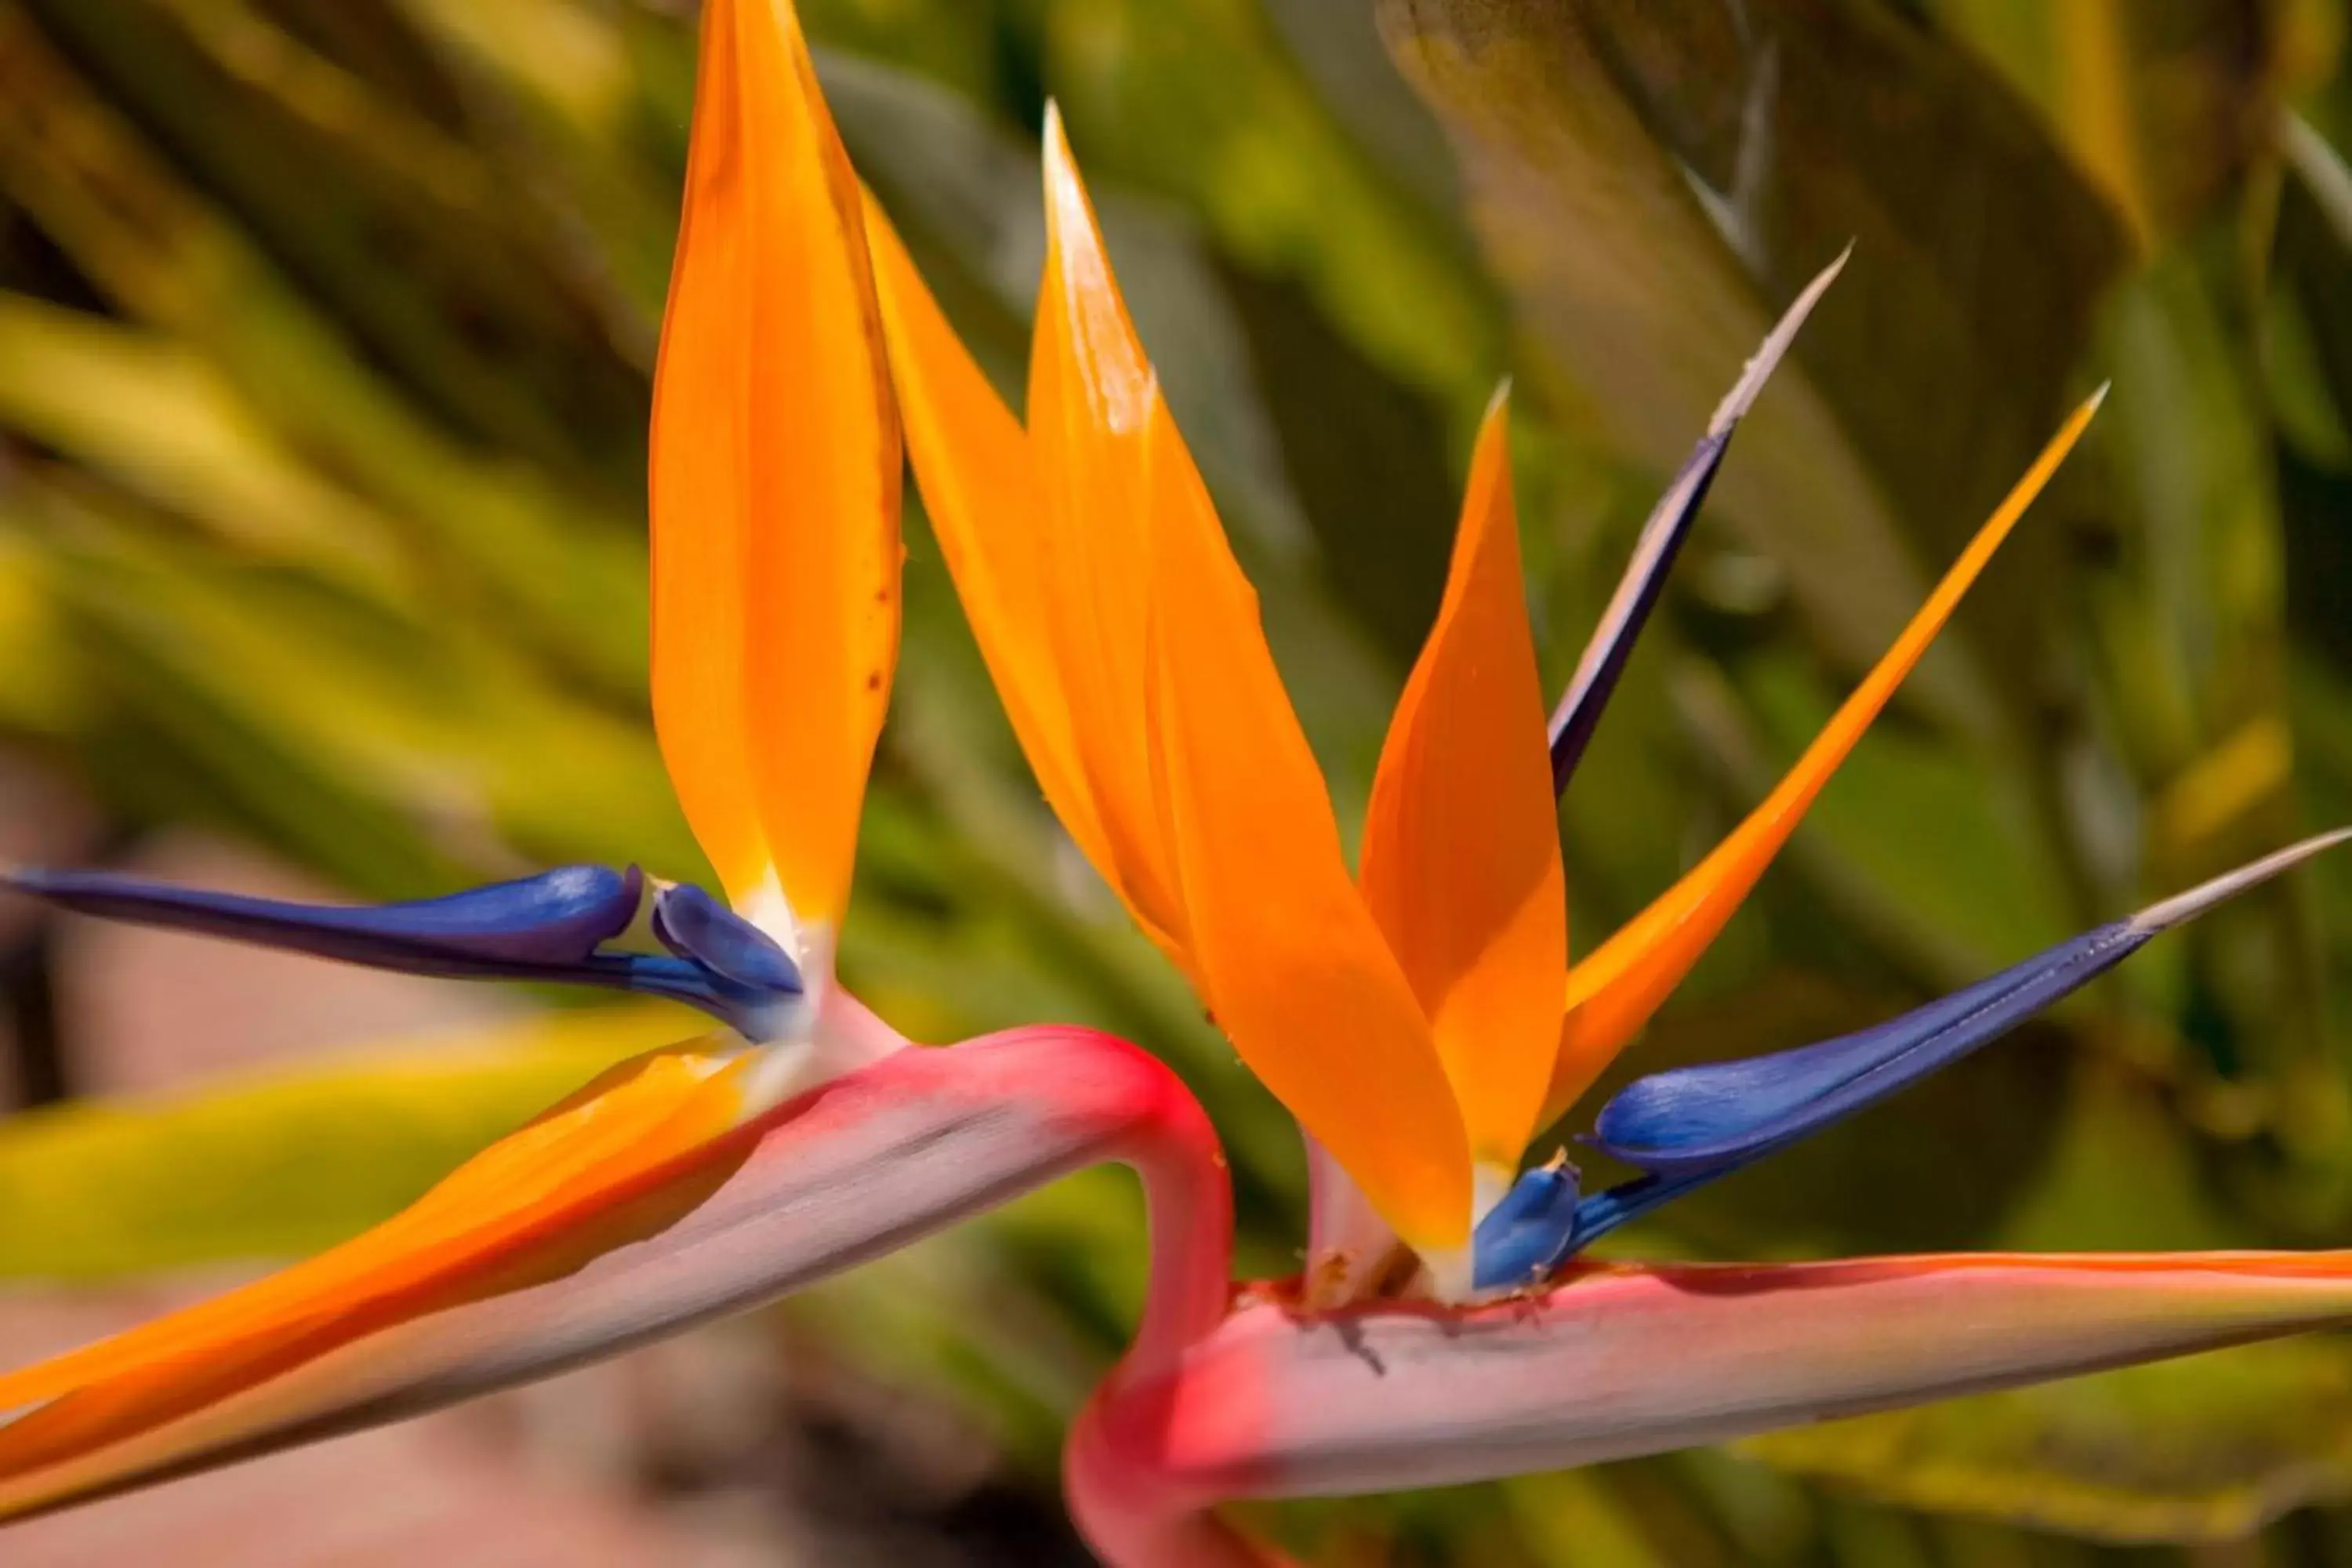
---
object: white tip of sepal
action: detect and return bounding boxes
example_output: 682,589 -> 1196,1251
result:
735,866 -> 806,962
741,987 -> 913,1112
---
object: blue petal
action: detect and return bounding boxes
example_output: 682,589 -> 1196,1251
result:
1469,1163 -> 1581,1290
3,863 -> 641,978
1591,923 -> 2139,1174
652,883 -> 801,995
1591,829 -> 2352,1176
0,863 -> 805,1040
1547,434 -> 1722,790
1549,251 -> 1846,791
1472,828 -> 2352,1289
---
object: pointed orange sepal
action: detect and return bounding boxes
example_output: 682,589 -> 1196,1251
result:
0,1047 -> 756,1500
1361,390 -> 1566,1169
1142,394 -> 1472,1250
651,0 -> 901,929
877,118 -> 1470,1246
1017,106 -> 1190,948
1542,389 -> 2107,1126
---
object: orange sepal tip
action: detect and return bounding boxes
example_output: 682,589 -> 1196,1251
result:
1543,387 -> 2107,1125
1362,387 -> 1567,1170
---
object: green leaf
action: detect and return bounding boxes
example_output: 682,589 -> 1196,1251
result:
1934,0 -> 2301,245
1380,0 -> 2126,750
0,11 -> 652,701
1043,0 -> 1504,405
0,290 -> 405,593
20,0 -> 653,494
0,1003 -> 695,1279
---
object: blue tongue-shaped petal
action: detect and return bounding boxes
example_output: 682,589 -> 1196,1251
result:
2,864 -> 642,977
0,863 -> 804,1040
1592,924 -> 2136,1174
1467,1162 -> 1582,1290
1473,828 -> 2352,1289
1590,829 -> 2352,1174
652,883 -> 801,994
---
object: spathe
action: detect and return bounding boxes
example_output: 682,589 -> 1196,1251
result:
0,1028 -> 1224,1523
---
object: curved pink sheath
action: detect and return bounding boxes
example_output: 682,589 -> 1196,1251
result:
0,1027 -> 1230,1523
1076,1250 -> 2352,1528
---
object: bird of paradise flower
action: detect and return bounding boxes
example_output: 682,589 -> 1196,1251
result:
3,2 -> 2352,1563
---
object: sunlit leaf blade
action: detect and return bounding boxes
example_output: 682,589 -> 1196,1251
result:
1935,0 -> 2289,245
0,1006 -> 691,1279
0,12 -> 653,703
1361,390 -> 1564,1171
650,0 -> 901,924
0,1029 -> 1190,1523
1382,0 -> 2132,846
1044,0 -> 1501,402
1544,391 -> 2106,1125
1380,0 -> 1973,711
0,291 -> 402,593
1548,249 -> 1847,789
17,0 -> 653,492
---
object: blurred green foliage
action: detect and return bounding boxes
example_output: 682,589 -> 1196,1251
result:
5,0 -> 2352,1560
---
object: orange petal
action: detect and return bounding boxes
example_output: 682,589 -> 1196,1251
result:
650,0 -> 900,929
1143,394 -> 1471,1251
1543,389 -> 2107,1126
863,195 -> 1114,891
1360,389 -> 1566,1170
0,1047 -> 756,1487
1022,106 -> 1189,946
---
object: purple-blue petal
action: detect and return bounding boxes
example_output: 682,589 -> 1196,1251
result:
652,883 -> 801,995
1589,829 -> 2352,1177
1469,1163 -> 1581,1289
0,862 -> 808,1041
1548,433 -> 1724,790
1549,251 -> 1848,793
2,863 -> 641,977
1588,921 -> 2140,1174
